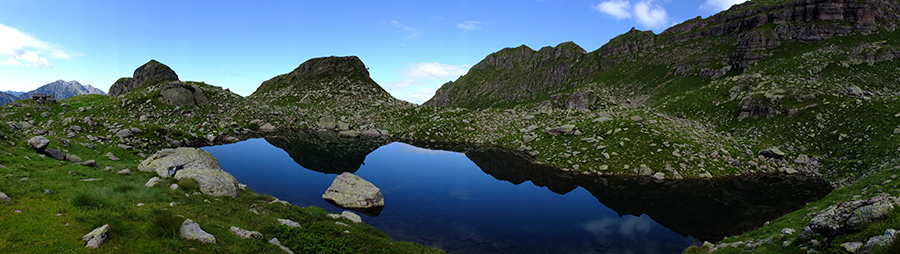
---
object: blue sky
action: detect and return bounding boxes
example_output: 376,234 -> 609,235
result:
0,0 -> 747,103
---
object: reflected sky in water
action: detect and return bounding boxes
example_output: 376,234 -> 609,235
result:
203,138 -> 700,253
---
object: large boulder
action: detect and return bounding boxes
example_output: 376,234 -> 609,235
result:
160,82 -> 209,106
109,60 -> 179,97
809,193 -> 899,236
27,136 -> 50,150
322,172 -> 384,209
138,148 -> 241,197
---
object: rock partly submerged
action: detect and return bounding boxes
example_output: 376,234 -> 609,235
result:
322,172 -> 384,209
138,147 -> 241,197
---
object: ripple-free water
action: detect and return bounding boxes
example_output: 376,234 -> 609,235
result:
202,136 -> 831,254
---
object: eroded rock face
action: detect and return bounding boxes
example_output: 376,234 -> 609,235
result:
108,60 -> 179,97
138,148 -> 241,197
809,193 -> 899,236
322,172 -> 384,209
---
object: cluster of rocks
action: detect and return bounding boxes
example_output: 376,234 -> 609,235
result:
26,136 -> 96,166
316,115 -> 390,138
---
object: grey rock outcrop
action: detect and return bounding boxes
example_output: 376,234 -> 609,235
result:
138,148 -> 241,197
109,60 -> 179,97
43,148 -> 66,160
810,193 -> 899,236
27,136 -> 49,150
160,82 -> 209,106
278,218 -> 301,228
82,224 -> 110,249
322,172 -> 384,209
180,219 -> 216,243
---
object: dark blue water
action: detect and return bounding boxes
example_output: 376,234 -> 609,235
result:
202,137 -> 831,254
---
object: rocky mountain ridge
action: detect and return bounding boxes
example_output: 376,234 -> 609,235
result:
0,80 -> 106,106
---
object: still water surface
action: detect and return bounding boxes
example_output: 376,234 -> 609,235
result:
202,135 -> 830,254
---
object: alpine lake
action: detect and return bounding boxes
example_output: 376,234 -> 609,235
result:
201,131 -> 832,254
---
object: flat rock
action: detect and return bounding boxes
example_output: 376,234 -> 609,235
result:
139,148 -> 241,197
180,219 -> 216,243
322,172 -> 384,209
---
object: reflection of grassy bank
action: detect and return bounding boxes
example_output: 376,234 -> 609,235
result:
0,135 -> 441,253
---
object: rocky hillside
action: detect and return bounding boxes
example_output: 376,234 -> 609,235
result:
426,0 -> 900,110
17,80 -> 107,101
250,56 -> 404,108
109,59 -> 179,97
0,91 -> 16,105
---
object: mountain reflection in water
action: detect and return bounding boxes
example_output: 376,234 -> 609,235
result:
203,132 -> 831,253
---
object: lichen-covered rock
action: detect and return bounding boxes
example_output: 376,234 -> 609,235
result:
229,226 -> 263,239
810,194 -> 899,236
180,219 -> 216,243
322,172 -> 384,209
82,224 -> 110,249
139,148 -> 241,197
859,229 -> 897,254
27,136 -> 49,150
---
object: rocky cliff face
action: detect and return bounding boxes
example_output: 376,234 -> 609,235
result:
109,60 -> 179,97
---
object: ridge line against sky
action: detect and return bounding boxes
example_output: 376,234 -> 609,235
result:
0,0 -> 746,104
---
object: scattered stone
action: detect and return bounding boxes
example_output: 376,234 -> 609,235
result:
105,152 -> 120,161
180,219 -> 216,243
83,224 -> 110,249
259,123 -> 277,132
58,138 -> 70,148
117,169 -> 132,175
795,154 -> 811,164
278,219 -> 301,228
340,211 -> 362,223
592,117 -> 613,123
782,228 -> 796,235
66,154 -> 83,163
0,192 -> 10,202
651,172 -> 665,180
80,160 -> 98,167
335,221 -> 351,228
322,172 -> 384,209
269,238 -> 295,254
115,129 -> 133,139
759,147 -> 786,159
80,178 -> 103,182
43,148 -> 66,160
338,130 -> 358,138
27,136 -> 49,150
170,183 -> 179,190
145,177 -> 160,187
44,189 -> 52,194
841,242 -> 863,253
547,125 -> 576,135
638,164 -> 653,176
630,116 -> 643,122
229,226 -> 263,239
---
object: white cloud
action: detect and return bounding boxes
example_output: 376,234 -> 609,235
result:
384,62 -> 471,104
700,0 -> 748,12
0,23 -> 80,69
388,20 -> 421,39
593,1 -> 671,29
457,21 -> 483,30
633,1 -> 669,29
594,0 -> 632,20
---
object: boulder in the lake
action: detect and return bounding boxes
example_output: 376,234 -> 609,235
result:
138,147 -> 241,197
180,219 -> 216,243
322,172 -> 384,209
809,193 -> 899,236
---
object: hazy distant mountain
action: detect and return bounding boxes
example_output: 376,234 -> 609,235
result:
16,80 -> 107,101
3,90 -> 26,96
0,91 -> 16,105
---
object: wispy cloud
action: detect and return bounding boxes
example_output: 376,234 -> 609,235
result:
700,0 -> 748,12
385,62 -> 471,104
388,20 -> 421,39
593,1 -> 670,29
457,21 -> 483,30
0,23 -> 80,69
